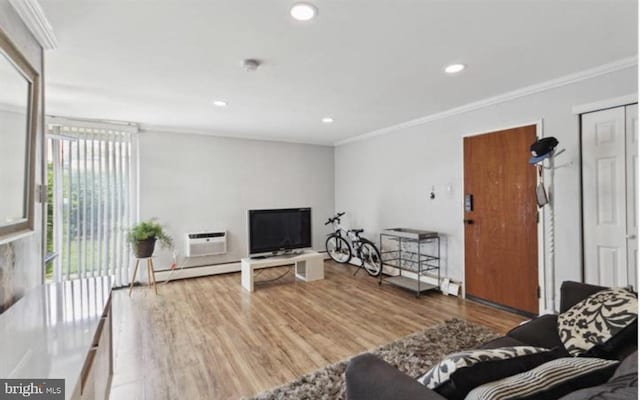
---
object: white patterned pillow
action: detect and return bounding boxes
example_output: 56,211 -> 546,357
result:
465,357 -> 618,400
558,287 -> 637,356
417,346 -> 547,389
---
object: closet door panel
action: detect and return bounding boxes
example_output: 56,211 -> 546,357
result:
582,107 -> 627,287
626,104 -> 638,290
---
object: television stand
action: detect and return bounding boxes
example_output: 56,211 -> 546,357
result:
241,250 -> 324,292
250,250 -> 303,260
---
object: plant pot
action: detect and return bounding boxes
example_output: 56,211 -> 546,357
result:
133,238 -> 156,258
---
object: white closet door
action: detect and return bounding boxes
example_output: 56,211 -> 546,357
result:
582,107 -> 627,287
626,104 -> 638,290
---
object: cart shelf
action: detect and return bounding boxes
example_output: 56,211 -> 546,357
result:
379,228 -> 441,297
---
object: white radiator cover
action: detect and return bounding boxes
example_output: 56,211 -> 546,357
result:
185,231 -> 227,257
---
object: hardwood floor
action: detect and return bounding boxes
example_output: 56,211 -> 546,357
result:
109,261 -> 526,400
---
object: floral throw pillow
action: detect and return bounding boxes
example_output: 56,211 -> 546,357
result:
558,287 -> 637,356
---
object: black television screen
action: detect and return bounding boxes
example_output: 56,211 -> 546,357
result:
248,208 -> 312,254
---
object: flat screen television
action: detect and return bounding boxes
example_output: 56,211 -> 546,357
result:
248,208 -> 312,255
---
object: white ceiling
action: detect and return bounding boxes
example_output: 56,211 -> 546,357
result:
39,0 -> 637,145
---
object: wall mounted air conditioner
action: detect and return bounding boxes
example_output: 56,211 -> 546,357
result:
185,231 -> 227,257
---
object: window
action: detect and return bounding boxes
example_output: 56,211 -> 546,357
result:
46,118 -> 138,286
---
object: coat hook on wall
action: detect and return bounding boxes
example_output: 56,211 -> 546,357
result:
542,149 -> 574,169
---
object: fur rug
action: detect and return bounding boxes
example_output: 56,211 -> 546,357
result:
247,318 -> 499,400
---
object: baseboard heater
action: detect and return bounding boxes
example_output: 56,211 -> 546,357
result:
155,261 -> 241,282
154,251 -> 331,282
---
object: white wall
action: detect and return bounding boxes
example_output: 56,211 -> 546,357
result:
335,66 -> 638,311
139,131 -> 335,269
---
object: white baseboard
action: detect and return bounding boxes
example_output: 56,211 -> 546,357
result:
348,258 -> 461,296
152,253 -> 466,296
384,266 -> 460,296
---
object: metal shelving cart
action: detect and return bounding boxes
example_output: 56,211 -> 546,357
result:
379,228 -> 440,297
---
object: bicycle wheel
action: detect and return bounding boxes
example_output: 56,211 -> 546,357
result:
359,239 -> 382,277
326,235 -> 351,263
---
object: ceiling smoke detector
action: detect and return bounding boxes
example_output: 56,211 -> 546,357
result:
243,59 -> 261,72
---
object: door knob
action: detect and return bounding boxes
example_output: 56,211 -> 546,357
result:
627,234 -> 637,239
463,219 -> 474,225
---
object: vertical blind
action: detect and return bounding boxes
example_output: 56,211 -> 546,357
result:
48,119 -> 137,287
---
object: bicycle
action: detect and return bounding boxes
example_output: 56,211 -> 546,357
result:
324,212 -> 383,277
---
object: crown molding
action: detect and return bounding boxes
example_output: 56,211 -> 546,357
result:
9,0 -> 57,50
140,124 -> 334,147
335,56 -> 638,146
571,93 -> 638,115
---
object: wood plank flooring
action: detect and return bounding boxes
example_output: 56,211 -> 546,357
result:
109,261 -> 526,400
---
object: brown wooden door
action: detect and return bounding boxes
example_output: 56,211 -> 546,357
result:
464,125 -> 539,315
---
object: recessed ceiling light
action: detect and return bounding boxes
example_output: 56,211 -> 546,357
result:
290,3 -> 317,21
322,117 -> 334,124
444,64 -> 465,74
213,100 -> 228,107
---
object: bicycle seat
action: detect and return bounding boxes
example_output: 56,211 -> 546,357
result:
351,228 -> 364,234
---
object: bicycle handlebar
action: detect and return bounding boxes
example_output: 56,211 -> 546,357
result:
324,217 -> 340,225
324,212 -> 346,225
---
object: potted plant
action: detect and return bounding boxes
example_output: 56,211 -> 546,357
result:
127,220 -> 173,258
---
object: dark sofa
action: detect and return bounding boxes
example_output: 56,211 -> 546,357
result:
345,281 -> 638,400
